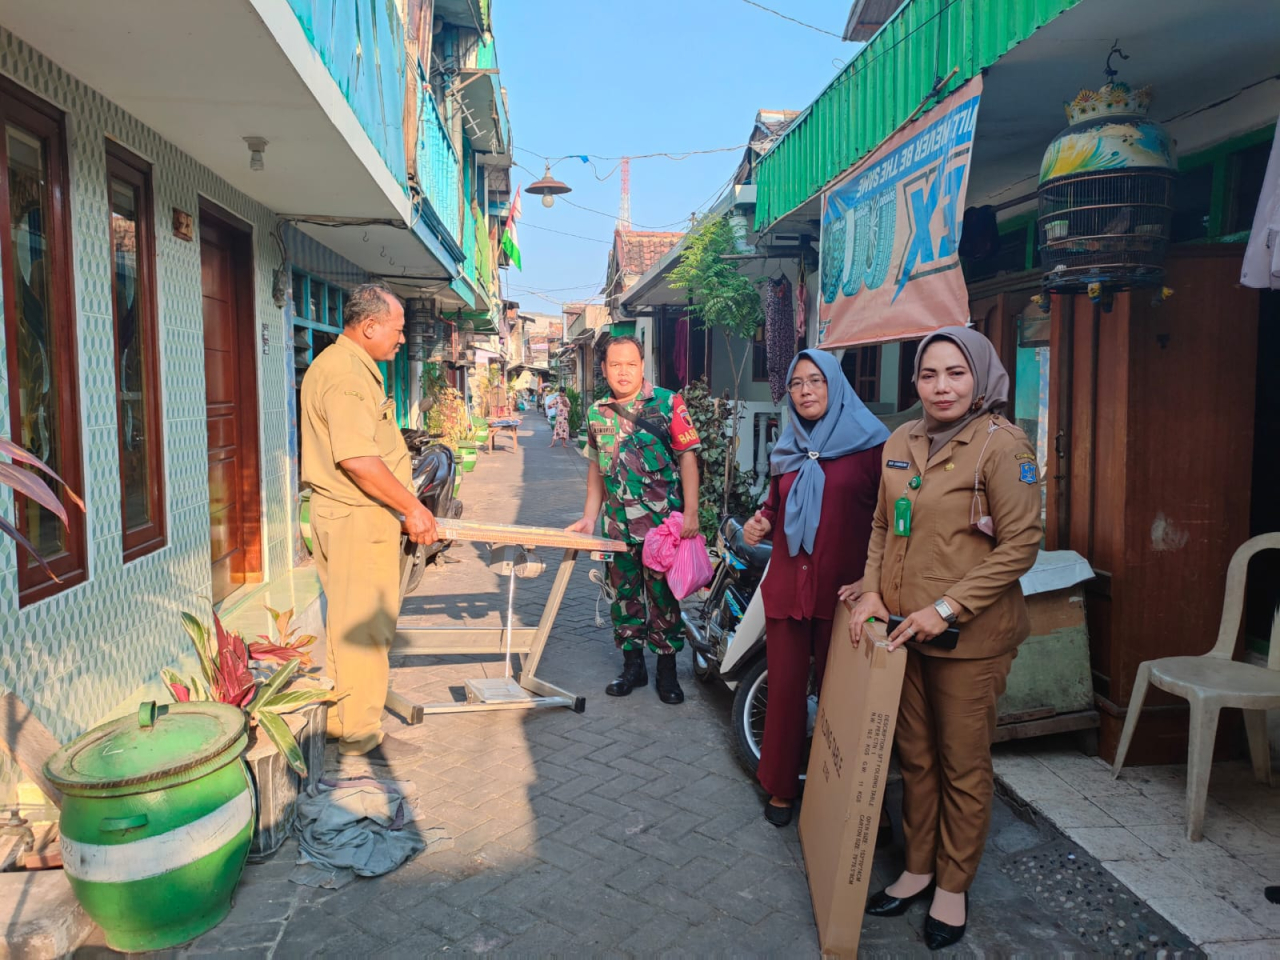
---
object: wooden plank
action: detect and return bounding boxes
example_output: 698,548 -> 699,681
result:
0,693 -> 64,809
992,709 -> 1099,743
434,518 -> 626,552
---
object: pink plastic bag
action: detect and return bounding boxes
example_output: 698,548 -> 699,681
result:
641,512 -> 713,600
668,532 -> 714,601
642,514 -> 682,573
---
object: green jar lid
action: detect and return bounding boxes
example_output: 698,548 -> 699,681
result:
45,701 -> 248,798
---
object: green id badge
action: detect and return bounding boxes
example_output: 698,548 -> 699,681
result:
893,496 -> 912,537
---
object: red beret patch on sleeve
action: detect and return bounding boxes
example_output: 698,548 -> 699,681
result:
670,394 -> 700,451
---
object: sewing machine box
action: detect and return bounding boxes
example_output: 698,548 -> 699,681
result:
798,612 -> 907,958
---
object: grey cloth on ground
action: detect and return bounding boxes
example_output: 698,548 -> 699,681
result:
289,776 -> 450,889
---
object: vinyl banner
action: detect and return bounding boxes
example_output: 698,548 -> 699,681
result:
817,77 -> 983,349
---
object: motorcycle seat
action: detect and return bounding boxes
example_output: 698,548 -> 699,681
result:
413,448 -> 452,492
726,519 -> 772,569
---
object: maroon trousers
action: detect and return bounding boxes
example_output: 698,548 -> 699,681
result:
757,616 -> 833,800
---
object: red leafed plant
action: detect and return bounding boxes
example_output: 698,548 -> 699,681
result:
162,608 -> 337,776
0,437 -> 85,581
248,605 -> 318,669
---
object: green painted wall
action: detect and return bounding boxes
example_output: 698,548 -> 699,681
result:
287,0 -> 409,193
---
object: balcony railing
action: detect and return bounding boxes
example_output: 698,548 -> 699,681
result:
287,0 -> 408,192
417,79 -> 461,242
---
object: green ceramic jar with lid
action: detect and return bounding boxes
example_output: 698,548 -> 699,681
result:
45,700 -> 255,952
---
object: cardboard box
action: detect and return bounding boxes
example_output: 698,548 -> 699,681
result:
798,612 -> 908,958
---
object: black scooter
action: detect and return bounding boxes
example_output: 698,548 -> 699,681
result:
399,429 -> 464,595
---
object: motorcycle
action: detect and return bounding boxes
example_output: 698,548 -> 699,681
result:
399,428 -> 465,594
681,516 -> 806,775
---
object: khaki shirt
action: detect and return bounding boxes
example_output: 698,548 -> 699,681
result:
863,413 -> 1043,659
300,335 -> 411,506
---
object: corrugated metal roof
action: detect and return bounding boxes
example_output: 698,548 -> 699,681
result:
755,0 -> 1084,231
844,0 -> 905,42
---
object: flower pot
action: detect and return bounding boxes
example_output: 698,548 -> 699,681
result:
243,699 -> 327,862
45,702 -> 253,953
458,446 -> 478,472
299,489 -> 313,555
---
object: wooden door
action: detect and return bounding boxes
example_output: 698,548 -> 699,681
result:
200,209 -> 262,602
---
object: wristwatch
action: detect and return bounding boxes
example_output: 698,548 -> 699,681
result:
934,599 -> 959,624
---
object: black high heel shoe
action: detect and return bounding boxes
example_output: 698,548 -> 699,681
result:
924,891 -> 968,951
865,881 -> 935,918
763,800 -> 793,827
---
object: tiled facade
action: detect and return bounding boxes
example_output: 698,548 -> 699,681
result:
0,28 -> 296,798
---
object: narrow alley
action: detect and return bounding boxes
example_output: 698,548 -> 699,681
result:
77,416 -> 1195,960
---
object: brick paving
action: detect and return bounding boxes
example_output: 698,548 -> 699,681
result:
79,414 -> 1197,959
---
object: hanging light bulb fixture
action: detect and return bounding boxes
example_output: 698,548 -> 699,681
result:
526,162 -> 572,209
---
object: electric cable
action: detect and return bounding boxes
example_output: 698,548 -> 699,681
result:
737,0 -> 844,39
515,143 -> 751,165
521,221 -> 612,245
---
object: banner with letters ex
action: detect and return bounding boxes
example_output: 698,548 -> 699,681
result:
817,78 -> 983,349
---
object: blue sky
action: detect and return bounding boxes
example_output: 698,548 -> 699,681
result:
494,1 -> 860,315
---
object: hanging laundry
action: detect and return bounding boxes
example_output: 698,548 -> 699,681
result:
795,261 -> 809,340
765,276 -> 797,404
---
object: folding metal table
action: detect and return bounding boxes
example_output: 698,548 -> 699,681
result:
387,518 -> 626,722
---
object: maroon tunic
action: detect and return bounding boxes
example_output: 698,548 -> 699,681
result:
758,446 -> 883,621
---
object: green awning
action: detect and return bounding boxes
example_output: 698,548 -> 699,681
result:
753,0 -> 1084,231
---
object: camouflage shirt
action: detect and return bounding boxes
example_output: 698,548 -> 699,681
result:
583,382 -> 701,545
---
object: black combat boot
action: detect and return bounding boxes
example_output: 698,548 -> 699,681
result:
606,647 -> 648,696
655,653 -> 684,705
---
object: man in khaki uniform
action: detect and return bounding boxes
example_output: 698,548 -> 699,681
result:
300,283 -> 437,764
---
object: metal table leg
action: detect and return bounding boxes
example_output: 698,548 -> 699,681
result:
388,547 -> 585,721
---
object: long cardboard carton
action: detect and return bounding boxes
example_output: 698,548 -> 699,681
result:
799,612 -> 908,958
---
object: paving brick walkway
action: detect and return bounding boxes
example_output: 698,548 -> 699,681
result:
80,414 -> 1198,959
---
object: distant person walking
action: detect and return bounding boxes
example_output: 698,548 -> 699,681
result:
550,387 -> 572,448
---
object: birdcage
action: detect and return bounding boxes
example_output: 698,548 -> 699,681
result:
1038,168 -> 1175,291
1037,67 -> 1177,295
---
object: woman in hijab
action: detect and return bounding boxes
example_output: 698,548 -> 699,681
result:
850,327 -> 1042,951
742,349 -> 889,827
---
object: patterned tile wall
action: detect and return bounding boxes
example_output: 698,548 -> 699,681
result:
0,27 -> 301,799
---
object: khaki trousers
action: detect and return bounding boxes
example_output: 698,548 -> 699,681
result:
896,649 -> 1015,892
311,495 -> 402,756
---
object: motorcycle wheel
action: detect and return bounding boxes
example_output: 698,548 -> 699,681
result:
730,657 -> 768,776
405,548 -> 427,594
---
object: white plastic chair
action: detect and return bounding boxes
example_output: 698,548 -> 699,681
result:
1112,532 -> 1280,841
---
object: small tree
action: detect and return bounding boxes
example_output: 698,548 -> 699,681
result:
668,214 -> 764,518
682,377 -> 758,538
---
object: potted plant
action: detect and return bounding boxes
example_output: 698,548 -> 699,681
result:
162,607 -> 338,859
1,437 -> 84,577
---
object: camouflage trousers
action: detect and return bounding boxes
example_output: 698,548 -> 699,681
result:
607,549 -> 684,655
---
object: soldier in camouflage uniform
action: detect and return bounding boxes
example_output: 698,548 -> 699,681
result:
567,336 -> 701,704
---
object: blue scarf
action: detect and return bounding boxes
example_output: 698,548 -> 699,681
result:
769,349 -> 890,557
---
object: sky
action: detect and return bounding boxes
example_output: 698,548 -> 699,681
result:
493,0 -> 861,316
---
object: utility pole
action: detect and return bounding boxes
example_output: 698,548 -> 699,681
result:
618,157 -> 631,233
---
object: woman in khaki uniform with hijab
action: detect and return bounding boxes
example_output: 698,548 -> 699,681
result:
849,326 -> 1041,950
